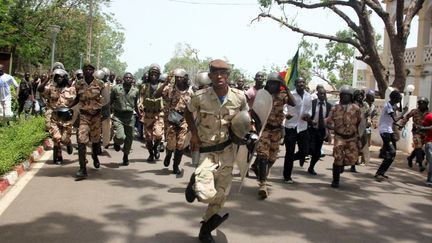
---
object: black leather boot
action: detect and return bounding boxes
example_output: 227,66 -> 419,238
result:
123,153 -> 129,166
163,150 -> 173,167
146,141 -> 155,162
66,144 -> 73,155
331,164 -> 341,188
153,140 -> 161,159
75,143 -> 87,180
185,173 -> 196,203
53,146 -> 60,165
173,149 -> 183,175
199,213 -> 229,243
92,143 -> 100,168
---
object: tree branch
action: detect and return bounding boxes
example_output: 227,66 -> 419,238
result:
257,13 -> 362,51
396,0 -> 404,39
275,0 -> 352,8
328,5 -> 363,42
403,0 -> 426,40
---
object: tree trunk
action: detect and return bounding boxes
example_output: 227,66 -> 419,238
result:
389,39 -> 407,92
365,57 -> 388,98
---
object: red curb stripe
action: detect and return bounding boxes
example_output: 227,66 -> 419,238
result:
0,179 -> 10,193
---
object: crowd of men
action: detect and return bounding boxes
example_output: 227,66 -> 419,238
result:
1,60 -> 432,243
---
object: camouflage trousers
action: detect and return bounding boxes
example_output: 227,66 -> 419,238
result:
166,121 -> 189,151
412,133 -> 424,149
78,113 -> 101,144
45,108 -> 52,131
50,118 -> 72,147
143,112 -> 164,142
193,144 -> 234,221
333,136 -> 359,166
256,127 -> 282,162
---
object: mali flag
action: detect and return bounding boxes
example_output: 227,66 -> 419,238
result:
279,49 -> 299,91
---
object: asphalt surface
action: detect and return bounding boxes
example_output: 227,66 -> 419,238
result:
0,137 -> 431,243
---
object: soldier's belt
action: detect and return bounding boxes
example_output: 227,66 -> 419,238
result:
199,139 -> 232,153
334,132 -> 355,140
80,109 -> 101,116
265,123 -> 281,130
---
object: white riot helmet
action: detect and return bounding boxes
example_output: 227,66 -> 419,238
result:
159,73 -> 168,82
101,67 -> 110,77
173,68 -> 187,78
53,68 -> 68,77
93,69 -> 106,80
75,69 -> 83,75
195,72 -> 211,87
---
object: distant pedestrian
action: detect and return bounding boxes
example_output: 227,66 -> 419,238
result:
0,64 -> 18,122
17,71 -> 33,119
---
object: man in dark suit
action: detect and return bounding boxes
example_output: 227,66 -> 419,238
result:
307,87 -> 332,175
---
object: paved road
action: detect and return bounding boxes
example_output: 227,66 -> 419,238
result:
0,138 -> 431,243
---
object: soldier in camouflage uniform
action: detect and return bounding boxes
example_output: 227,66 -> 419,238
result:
399,97 -> 429,171
69,64 -> 104,180
156,68 -> 193,174
139,64 -> 165,162
253,73 -> 295,199
111,72 -> 139,166
326,85 -> 361,188
38,69 -> 76,164
43,62 -> 66,132
184,60 -> 249,243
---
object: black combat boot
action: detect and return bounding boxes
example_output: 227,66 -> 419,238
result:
185,173 -> 196,203
53,146 -> 60,165
163,150 -> 173,167
153,140 -> 161,160
249,157 -> 259,179
331,164 -> 341,188
123,153 -> 129,166
92,143 -> 100,168
173,149 -> 183,175
146,141 -> 155,162
66,144 -> 73,155
198,213 -> 229,243
415,148 -> 426,172
258,159 -> 269,199
75,143 -> 87,180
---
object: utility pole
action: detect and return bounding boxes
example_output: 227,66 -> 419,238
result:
85,0 -> 93,63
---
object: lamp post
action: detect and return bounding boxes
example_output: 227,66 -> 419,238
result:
79,53 -> 84,69
50,25 -> 61,70
406,84 -> 415,96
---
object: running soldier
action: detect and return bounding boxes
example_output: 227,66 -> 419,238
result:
38,69 -> 76,164
399,97 -> 430,172
111,72 -> 139,166
253,72 -> 295,199
69,64 -> 104,180
139,64 -> 165,162
156,68 -> 193,174
184,59 -> 248,243
326,85 -> 361,188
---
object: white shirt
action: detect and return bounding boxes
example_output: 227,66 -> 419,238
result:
379,102 -> 394,134
284,89 -> 312,133
0,73 -> 18,101
312,100 -> 327,128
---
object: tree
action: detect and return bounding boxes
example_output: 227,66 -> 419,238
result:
257,0 -> 426,97
0,0 -> 126,75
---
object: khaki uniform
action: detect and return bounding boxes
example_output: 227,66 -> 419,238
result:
400,109 -> 429,149
75,78 -> 104,144
140,83 -> 165,142
41,80 -> 54,131
162,84 -> 193,151
43,83 -> 76,147
188,87 -> 247,221
327,104 -> 361,166
256,92 -> 289,162
111,84 -> 139,154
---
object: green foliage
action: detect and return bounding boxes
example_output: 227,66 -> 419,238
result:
0,0 -> 126,75
0,116 -> 48,175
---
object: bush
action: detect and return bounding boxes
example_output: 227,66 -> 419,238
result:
0,116 -> 48,175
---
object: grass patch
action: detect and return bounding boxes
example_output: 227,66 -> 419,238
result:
0,116 -> 48,175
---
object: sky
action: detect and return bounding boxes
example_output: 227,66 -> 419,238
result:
103,0 -> 418,79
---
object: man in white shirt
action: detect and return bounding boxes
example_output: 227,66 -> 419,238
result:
283,77 -> 312,183
0,64 -> 18,121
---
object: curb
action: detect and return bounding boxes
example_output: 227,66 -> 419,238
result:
0,139 -> 52,196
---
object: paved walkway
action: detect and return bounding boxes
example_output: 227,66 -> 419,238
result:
0,139 -> 431,243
